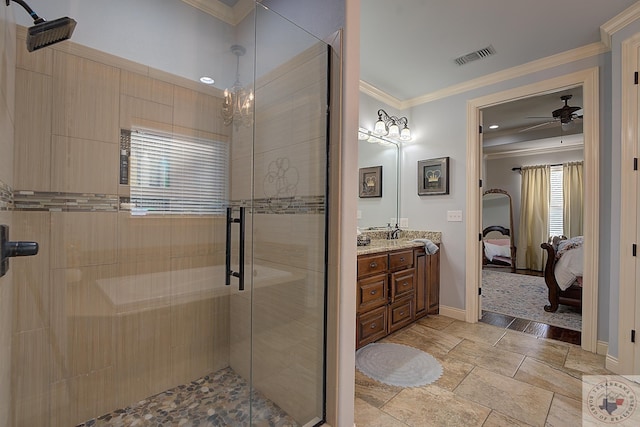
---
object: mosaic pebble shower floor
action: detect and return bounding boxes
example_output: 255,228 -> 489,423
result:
76,367 -> 297,427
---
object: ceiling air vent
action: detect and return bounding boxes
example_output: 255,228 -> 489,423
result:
454,45 -> 496,66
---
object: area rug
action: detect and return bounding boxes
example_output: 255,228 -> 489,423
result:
355,343 -> 443,387
482,270 -> 582,331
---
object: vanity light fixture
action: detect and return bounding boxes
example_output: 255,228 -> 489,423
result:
358,127 -> 398,147
221,44 -> 254,130
373,109 -> 411,141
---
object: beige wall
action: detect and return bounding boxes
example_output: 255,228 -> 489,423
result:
11,30 -> 230,426
0,5 -> 16,427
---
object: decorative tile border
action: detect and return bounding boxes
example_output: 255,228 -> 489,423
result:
0,180 -> 13,211
232,196 -> 326,214
13,191 -> 118,212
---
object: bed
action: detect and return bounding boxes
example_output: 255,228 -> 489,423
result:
540,236 -> 583,313
482,225 -> 516,273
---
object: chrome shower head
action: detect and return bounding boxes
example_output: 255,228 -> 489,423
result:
6,0 -> 77,52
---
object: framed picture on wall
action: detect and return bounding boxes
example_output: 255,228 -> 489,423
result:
359,166 -> 382,198
418,157 -> 449,195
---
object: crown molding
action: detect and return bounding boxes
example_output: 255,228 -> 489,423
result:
600,1 -> 640,48
358,80 -> 405,110
360,3 -> 640,110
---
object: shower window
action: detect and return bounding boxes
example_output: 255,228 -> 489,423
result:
123,129 -> 229,215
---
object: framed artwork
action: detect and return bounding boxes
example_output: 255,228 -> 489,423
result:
418,157 -> 449,195
359,166 -> 382,198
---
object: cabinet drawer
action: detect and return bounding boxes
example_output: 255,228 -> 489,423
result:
357,274 -> 388,313
389,250 -> 413,270
389,296 -> 414,333
391,268 -> 415,301
357,254 -> 388,278
357,306 -> 387,348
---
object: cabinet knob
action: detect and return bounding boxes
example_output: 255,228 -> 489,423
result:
399,311 -> 405,316
403,282 -> 408,287
400,257 -> 405,262
370,323 -> 376,329
370,290 -> 376,295
370,262 -> 377,268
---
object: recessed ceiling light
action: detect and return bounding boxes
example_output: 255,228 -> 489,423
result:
489,124 -> 499,129
199,76 -> 215,85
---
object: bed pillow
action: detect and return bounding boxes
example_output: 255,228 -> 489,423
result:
484,241 -> 511,262
554,245 -> 584,290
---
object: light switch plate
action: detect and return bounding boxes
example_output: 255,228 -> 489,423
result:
357,210 -> 362,219
447,210 -> 463,222
399,218 -> 409,228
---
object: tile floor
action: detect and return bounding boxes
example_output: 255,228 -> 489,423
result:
355,315 -> 611,427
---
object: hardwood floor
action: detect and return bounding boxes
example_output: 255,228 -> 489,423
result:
480,310 -> 581,345
480,266 -> 580,345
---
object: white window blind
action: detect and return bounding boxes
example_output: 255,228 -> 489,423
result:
128,130 -> 228,215
549,165 -> 563,236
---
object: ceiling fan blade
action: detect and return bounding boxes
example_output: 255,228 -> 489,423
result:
518,121 -> 557,132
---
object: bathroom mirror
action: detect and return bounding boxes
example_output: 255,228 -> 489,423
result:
357,139 -> 400,229
482,189 -> 516,272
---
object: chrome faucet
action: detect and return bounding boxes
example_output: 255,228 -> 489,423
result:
387,224 -> 400,240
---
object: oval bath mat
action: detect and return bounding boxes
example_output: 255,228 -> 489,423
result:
355,342 -> 443,387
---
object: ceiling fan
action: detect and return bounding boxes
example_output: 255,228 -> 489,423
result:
519,94 -> 583,133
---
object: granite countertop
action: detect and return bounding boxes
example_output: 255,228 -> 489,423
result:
356,230 -> 442,255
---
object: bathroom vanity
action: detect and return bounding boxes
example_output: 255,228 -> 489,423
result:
355,232 -> 441,349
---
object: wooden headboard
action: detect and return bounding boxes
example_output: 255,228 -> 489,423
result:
483,225 -> 510,237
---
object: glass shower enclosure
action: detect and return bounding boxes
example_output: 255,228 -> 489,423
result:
6,1 -> 328,426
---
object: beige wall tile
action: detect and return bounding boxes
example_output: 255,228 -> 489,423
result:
52,51 -> 120,143
117,212 -> 171,263
12,328 -> 51,400
0,242 -> 13,427
14,68 -> 52,191
114,307 -> 171,408
173,85 -> 226,135
13,392 -> 50,427
0,95 -> 13,186
50,212 -> 117,268
170,215 -> 225,258
50,367 -> 116,427
50,265 -> 117,382
12,212 -> 51,333
119,94 -> 174,131
120,70 -> 173,105
16,34 -> 52,75
51,135 -> 118,194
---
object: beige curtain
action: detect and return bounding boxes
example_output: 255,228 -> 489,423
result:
563,161 -> 583,237
516,165 -> 550,271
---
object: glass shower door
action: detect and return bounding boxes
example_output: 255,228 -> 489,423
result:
243,4 -> 329,426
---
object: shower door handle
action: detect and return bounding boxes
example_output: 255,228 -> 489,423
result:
225,207 -> 245,291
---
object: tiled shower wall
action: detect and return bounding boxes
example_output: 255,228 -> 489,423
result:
0,5 -> 16,427
11,29 -> 230,427
10,25 -> 328,427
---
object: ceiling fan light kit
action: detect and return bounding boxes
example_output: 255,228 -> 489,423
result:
519,94 -> 583,133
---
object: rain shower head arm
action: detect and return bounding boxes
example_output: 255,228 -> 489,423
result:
6,0 -> 45,24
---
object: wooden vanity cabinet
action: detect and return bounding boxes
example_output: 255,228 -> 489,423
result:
356,246 -> 440,349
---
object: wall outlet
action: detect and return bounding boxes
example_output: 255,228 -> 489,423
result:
399,218 -> 409,228
447,210 -> 463,222
357,210 -> 362,219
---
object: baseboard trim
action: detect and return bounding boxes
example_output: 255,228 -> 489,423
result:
605,354 -> 620,373
596,340 -> 608,356
438,305 -> 466,321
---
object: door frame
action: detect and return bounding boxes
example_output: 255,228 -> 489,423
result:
465,67 -> 600,353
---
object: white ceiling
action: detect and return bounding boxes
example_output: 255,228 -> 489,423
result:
361,1 -> 639,150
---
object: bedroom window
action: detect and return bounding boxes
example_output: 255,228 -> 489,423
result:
124,129 -> 229,215
549,165 -> 563,236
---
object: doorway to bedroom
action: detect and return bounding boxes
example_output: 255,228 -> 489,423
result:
478,89 -> 584,345
466,68 -> 600,352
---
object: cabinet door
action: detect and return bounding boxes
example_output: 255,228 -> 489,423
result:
357,273 -> 388,313
414,249 -> 427,319
427,250 -> 440,314
390,268 -> 414,302
388,295 -> 414,333
356,306 -> 387,349
357,253 -> 388,278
